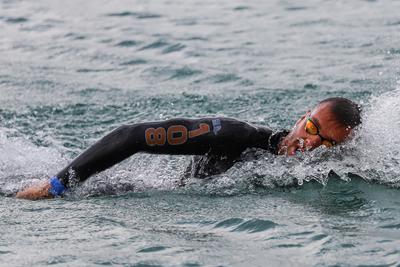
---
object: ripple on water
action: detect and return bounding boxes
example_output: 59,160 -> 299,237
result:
303,83 -> 318,89
207,73 -> 241,84
4,17 -> 29,24
161,43 -> 186,54
384,250 -> 400,256
174,18 -> 197,26
310,233 -> 329,241
287,231 -> 314,237
213,218 -> 278,233
234,219 -> 277,233
139,40 -> 169,51
137,246 -> 168,253
93,216 -> 127,227
386,20 -> 400,26
233,6 -> 250,11
284,6 -> 308,11
274,244 -> 302,248
131,263 -> 164,267
76,68 -> 118,73
182,36 -> 208,41
290,19 -> 333,27
214,218 -> 244,228
379,223 -> 400,229
182,263 -> 201,267
168,67 -> 201,80
387,48 -> 400,54
340,243 -> 356,248
144,66 -> 201,80
120,59 -> 147,66
116,40 -> 139,47
106,11 -> 162,19
0,250 -> 13,255
21,207 -> 52,212
45,255 -> 77,265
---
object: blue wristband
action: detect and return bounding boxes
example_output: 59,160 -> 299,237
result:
49,176 -> 67,197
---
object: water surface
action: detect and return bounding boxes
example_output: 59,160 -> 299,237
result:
1,0 -> 400,266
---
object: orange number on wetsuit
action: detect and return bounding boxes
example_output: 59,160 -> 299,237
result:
167,125 -> 188,145
145,123 -> 210,146
189,123 -> 210,138
145,127 -> 166,146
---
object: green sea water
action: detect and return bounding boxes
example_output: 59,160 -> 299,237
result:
0,0 -> 400,266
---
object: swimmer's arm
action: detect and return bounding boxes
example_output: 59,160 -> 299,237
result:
17,118 -> 270,199
55,118 -> 259,184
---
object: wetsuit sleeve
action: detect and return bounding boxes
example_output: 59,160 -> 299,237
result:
55,118 -> 272,186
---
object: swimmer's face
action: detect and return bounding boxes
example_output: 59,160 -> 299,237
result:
279,102 -> 352,155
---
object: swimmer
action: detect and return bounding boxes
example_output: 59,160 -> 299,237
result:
16,97 -> 361,200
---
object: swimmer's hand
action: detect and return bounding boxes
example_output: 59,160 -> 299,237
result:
16,181 -> 53,200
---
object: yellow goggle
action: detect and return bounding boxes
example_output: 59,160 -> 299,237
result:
305,117 -> 336,148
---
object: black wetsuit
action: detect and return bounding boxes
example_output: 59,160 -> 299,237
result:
56,118 -> 288,187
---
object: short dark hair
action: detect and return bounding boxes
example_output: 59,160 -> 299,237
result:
319,97 -> 362,128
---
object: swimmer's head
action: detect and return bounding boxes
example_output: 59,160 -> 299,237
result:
279,97 -> 362,155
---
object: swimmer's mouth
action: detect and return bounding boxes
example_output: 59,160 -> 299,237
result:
278,138 -> 312,155
290,139 -> 314,155
292,145 -> 305,155
292,139 -> 304,154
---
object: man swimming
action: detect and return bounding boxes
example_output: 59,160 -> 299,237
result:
16,97 -> 361,200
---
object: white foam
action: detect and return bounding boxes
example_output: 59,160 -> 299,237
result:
350,88 -> 400,185
0,129 -> 66,193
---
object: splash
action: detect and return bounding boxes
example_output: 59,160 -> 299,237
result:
70,154 -> 188,198
0,129 -> 66,195
186,89 -> 400,194
350,88 -> 400,186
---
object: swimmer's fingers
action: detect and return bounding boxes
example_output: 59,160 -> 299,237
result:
16,181 -> 53,200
